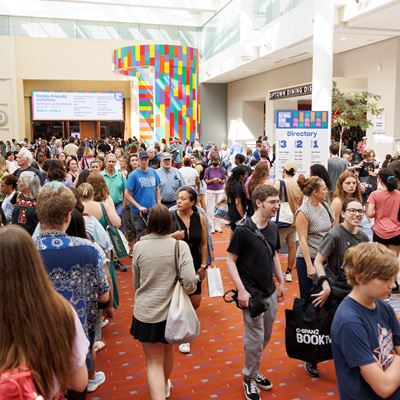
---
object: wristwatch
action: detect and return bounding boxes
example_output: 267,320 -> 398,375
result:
200,264 -> 208,270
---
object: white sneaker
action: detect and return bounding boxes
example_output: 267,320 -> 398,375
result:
215,227 -> 222,233
87,371 -> 106,392
178,343 -> 191,354
285,272 -> 293,282
165,379 -> 173,398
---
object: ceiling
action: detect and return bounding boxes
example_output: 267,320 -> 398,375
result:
204,0 -> 400,83
0,0 -> 221,26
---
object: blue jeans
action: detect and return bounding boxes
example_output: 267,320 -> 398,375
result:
115,202 -> 125,233
296,257 -> 314,301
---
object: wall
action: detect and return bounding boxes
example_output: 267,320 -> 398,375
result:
227,37 -> 400,162
200,82 -> 227,145
0,36 -> 175,141
227,58 -> 313,144
334,37 -> 400,161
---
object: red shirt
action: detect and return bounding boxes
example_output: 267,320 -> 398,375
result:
368,189 -> 400,239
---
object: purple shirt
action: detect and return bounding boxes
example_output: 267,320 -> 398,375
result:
204,166 -> 226,190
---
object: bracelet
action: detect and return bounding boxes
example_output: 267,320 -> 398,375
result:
200,264 -> 208,270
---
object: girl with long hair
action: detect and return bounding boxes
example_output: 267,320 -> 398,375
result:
225,165 -> 248,233
245,161 -> 272,216
171,186 -> 208,354
331,171 -> 362,225
0,225 -> 88,398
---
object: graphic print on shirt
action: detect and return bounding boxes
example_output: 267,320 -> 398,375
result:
138,176 -> 156,187
373,323 -> 395,370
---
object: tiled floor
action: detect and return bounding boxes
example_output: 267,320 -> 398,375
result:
88,228 -> 398,399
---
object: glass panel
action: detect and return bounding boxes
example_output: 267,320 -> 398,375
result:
179,27 -> 198,48
159,25 -> 179,42
9,16 -> 33,37
98,21 -> 120,39
202,0 -> 240,60
32,17 -> 56,37
118,22 -> 139,40
252,0 -> 301,30
76,20 -> 98,39
0,15 -> 10,36
140,24 -> 160,41
53,18 -> 76,38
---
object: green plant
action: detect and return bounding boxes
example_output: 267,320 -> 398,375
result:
331,81 -> 383,155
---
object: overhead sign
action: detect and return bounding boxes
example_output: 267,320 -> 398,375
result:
269,84 -> 312,100
32,91 -> 124,121
275,110 -> 330,176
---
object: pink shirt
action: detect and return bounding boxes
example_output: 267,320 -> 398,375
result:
49,307 -> 89,399
368,189 -> 400,239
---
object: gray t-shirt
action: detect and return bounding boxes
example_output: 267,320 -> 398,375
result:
296,201 -> 332,259
328,157 -> 347,190
318,224 -> 369,277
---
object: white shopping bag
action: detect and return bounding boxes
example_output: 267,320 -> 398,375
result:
207,267 -> 224,297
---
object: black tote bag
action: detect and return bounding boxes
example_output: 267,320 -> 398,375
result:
285,298 -> 334,363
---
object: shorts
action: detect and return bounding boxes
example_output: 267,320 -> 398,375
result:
130,317 -> 168,344
279,225 -> 297,244
196,181 -> 207,196
124,205 -> 136,242
373,232 -> 400,246
131,212 -> 148,240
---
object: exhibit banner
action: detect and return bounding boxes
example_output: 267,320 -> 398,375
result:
275,110 -> 330,177
32,91 -> 124,121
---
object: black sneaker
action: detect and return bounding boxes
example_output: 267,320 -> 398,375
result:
304,362 -> 320,378
243,378 -> 260,400
255,372 -> 273,391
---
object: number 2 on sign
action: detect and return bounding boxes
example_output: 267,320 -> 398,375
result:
295,140 -> 303,148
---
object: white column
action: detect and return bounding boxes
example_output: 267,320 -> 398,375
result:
311,0 -> 334,118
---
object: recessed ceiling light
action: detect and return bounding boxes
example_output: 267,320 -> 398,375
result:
340,37 -> 347,40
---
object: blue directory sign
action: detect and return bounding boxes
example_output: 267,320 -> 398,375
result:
275,110 -> 330,176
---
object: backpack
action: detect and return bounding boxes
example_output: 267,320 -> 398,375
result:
0,366 -> 44,399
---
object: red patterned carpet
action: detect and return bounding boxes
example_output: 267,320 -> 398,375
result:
89,229 -> 339,400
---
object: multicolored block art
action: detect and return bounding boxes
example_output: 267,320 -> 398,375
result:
112,44 -> 200,143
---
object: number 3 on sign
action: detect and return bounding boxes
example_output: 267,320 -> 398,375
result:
279,140 -> 287,148
295,140 -> 303,148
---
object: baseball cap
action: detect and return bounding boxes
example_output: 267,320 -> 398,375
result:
138,151 -> 149,159
283,161 -> 297,174
160,152 -> 172,160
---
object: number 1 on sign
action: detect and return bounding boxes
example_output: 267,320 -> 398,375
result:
312,140 -> 319,149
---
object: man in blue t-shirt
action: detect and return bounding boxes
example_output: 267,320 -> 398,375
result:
124,150 -> 161,240
331,242 -> 400,400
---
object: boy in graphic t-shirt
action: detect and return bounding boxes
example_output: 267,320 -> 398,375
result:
331,242 -> 400,400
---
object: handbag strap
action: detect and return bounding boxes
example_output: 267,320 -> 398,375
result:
241,224 -> 273,258
100,202 -> 112,227
280,180 -> 289,202
174,240 -> 181,281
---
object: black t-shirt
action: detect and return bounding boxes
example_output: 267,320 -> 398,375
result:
227,217 -> 280,297
98,143 -> 111,153
227,181 -> 246,223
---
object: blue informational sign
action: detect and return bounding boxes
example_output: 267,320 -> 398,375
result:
274,110 -> 330,176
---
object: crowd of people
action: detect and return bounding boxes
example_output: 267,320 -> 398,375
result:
0,133 -> 400,400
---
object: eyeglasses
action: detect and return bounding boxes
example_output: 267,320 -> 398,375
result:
346,208 -> 364,215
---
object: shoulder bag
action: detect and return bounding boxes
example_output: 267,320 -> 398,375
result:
271,180 -> 293,228
165,241 -> 200,344
100,203 -> 128,260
